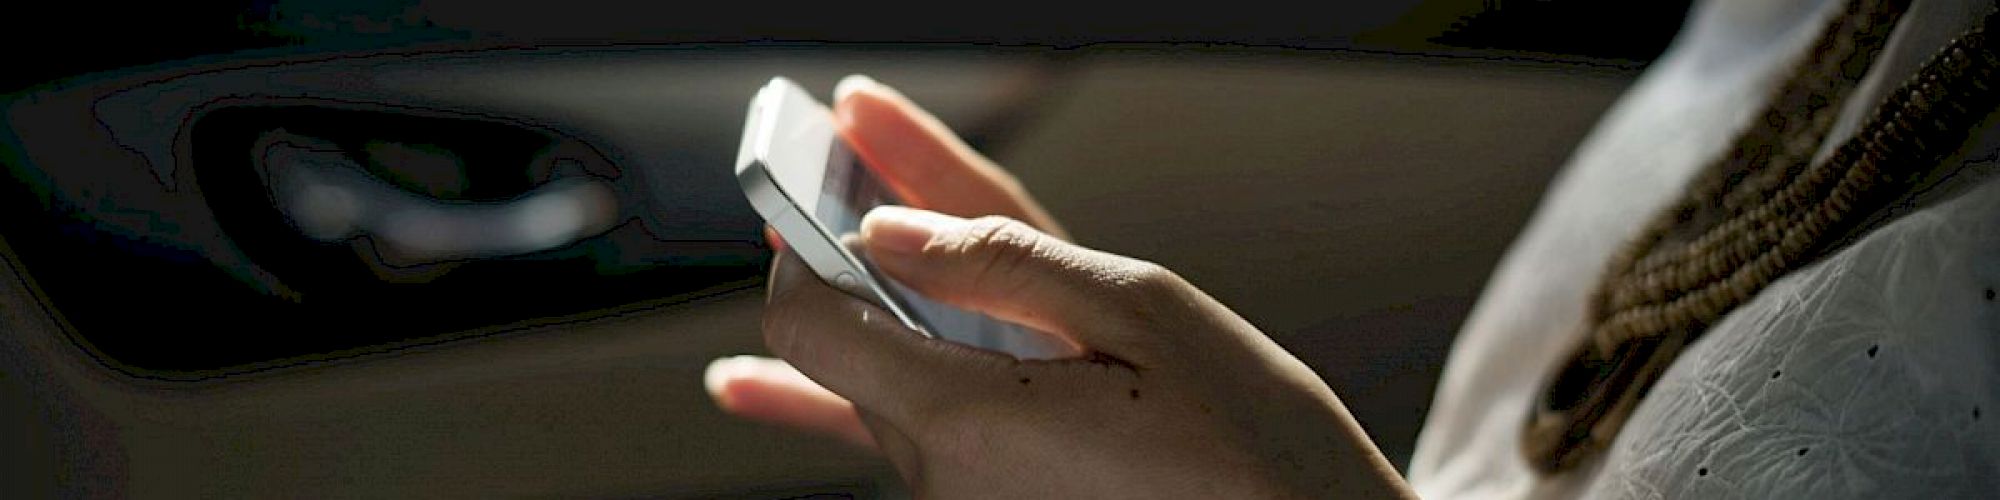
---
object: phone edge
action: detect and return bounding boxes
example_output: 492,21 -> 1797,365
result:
735,78 -> 932,336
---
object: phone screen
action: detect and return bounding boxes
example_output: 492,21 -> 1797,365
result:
812,139 -> 893,242
814,139 -> 1066,358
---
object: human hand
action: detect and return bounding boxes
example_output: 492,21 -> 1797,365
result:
752,207 -> 1413,498
704,74 -> 1068,449
706,76 -> 1411,498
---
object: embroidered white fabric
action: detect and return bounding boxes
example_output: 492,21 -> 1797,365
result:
1405,0 -> 2000,498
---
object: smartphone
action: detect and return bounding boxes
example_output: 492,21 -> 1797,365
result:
734,77 -> 1076,360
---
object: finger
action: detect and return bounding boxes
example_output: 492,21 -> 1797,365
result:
763,225 -> 787,253
860,206 -> 1180,358
704,355 -> 877,450
763,245 -> 791,303
832,75 -> 1068,240
762,250 -> 1015,423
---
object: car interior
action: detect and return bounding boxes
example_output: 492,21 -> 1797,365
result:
0,1 -> 1693,497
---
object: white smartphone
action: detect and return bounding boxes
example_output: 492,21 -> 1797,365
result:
734,77 -> 1076,360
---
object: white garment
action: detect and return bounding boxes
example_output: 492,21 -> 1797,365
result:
1405,0 -> 2000,498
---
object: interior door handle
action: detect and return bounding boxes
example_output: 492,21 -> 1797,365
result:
254,130 -> 621,269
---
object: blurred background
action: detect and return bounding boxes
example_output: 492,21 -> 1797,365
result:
0,1 -> 1690,497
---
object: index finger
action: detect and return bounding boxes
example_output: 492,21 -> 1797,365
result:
833,76 -> 1069,240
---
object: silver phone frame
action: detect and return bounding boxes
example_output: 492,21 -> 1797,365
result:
734,77 -> 931,335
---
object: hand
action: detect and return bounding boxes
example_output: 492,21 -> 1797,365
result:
758,208 -> 1414,498
705,74 -> 1068,449
707,76 -> 1414,498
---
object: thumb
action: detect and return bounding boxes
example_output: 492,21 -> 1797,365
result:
860,206 -> 1182,358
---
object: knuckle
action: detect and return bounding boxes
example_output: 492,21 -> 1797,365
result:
1118,258 -> 1183,295
963,216 -> 1039,253
958,216 -> 1045,288
1103,258 -> 1189,311
1084,258 -> 1195,355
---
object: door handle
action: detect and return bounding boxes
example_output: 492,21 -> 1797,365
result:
255,130 -> 621,269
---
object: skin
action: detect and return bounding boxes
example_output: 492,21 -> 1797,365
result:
704,75 -> 1417,499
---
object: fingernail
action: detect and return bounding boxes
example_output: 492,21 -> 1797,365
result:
834,74 -> 879,102
703,355 -> 755,397
863,206 -> 957,255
